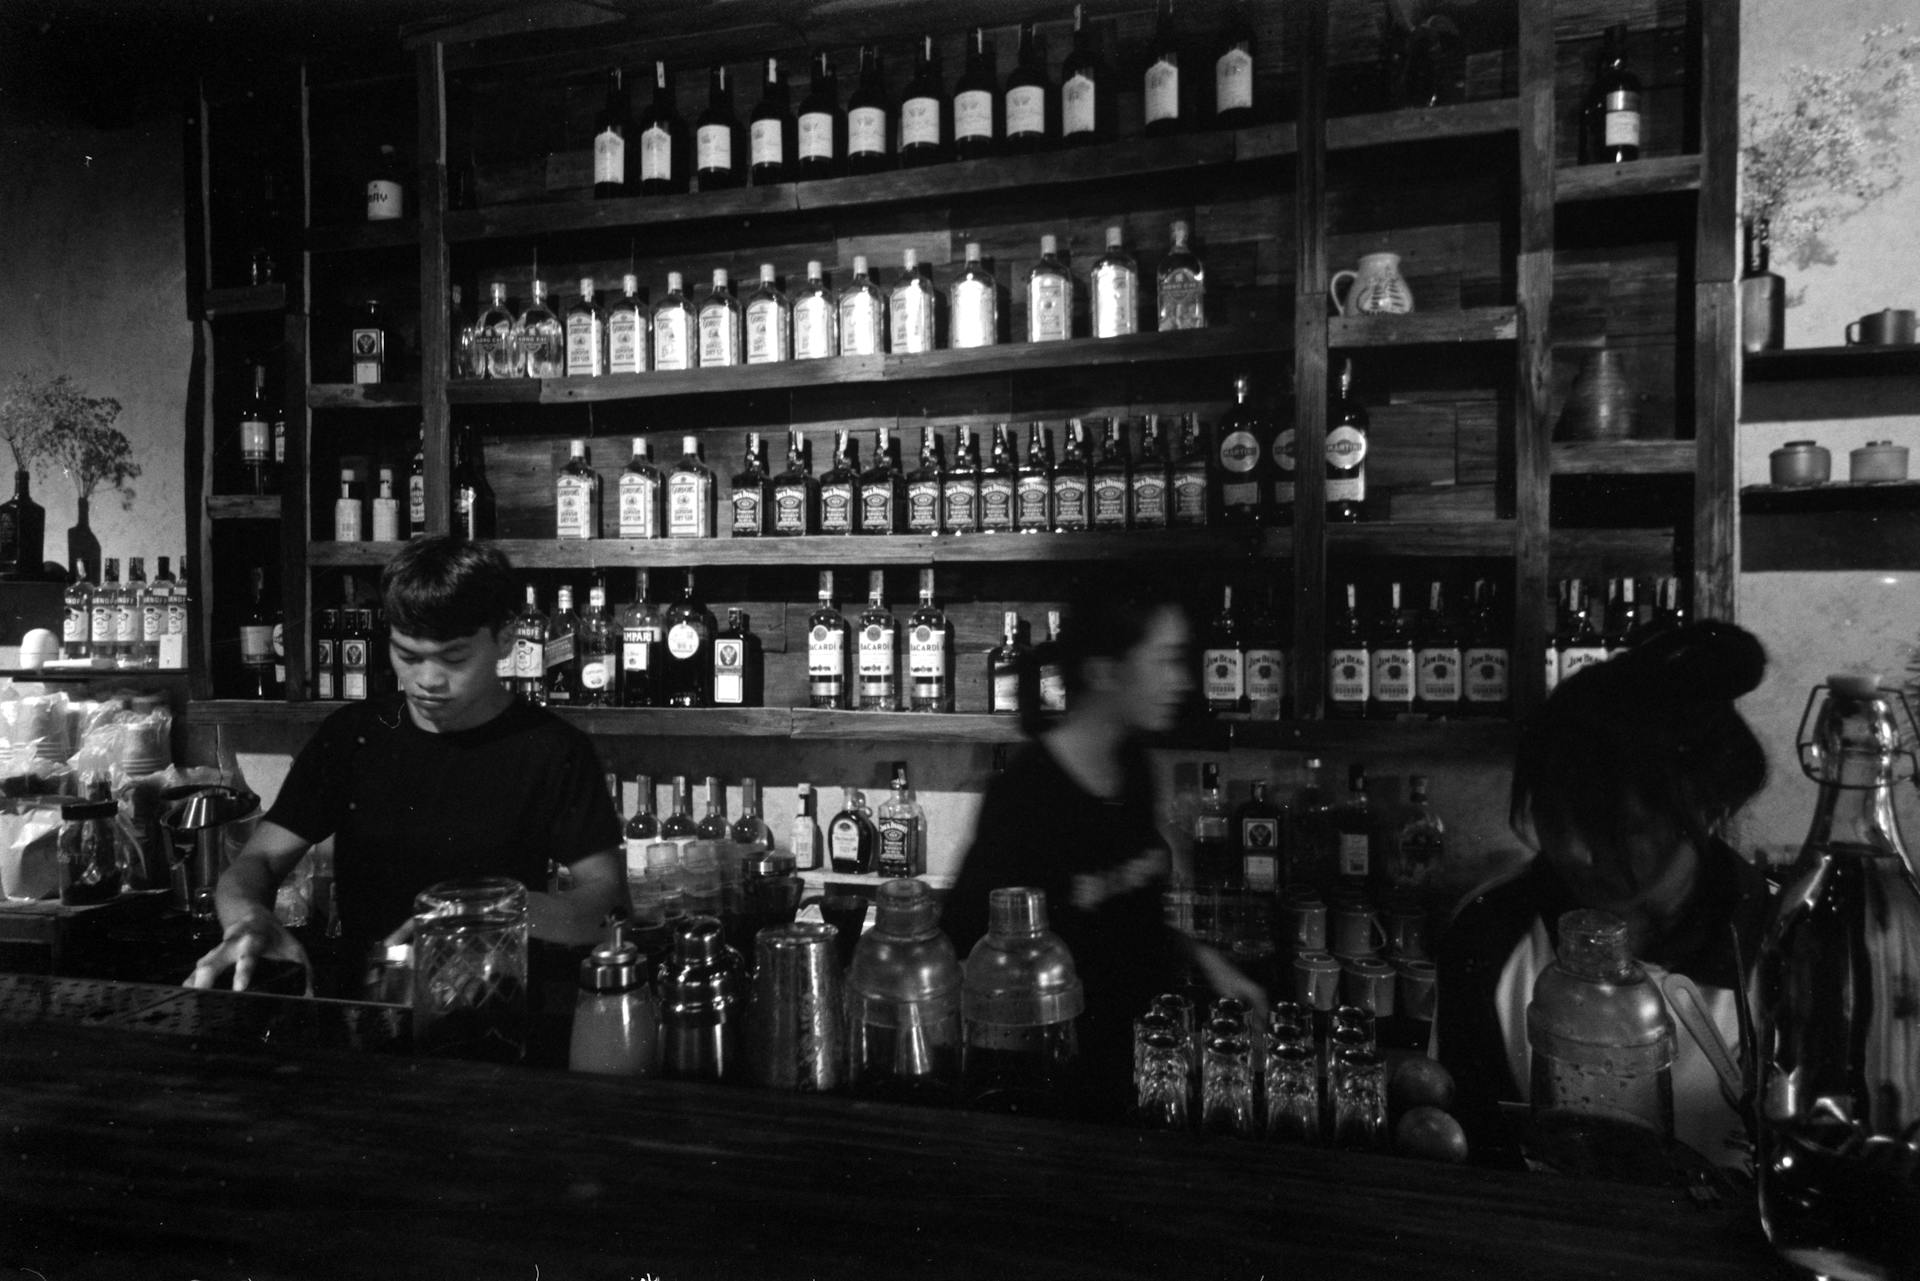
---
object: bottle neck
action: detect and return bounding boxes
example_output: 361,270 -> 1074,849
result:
1804,759 -> 1914,872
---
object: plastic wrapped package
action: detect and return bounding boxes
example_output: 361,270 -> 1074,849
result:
0,799 -> 66,900
0,691 -> 74,795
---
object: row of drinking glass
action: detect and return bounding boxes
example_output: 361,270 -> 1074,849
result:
1134,994 -> 1388,1148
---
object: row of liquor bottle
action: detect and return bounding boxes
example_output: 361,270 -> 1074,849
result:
615,766 -> 927,879
445,223 -> 1205,381
58,557 -> 192,670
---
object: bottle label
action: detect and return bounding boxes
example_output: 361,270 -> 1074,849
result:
654,310 -> 689,370
1559,644 -> 1607,683
317,639 -> 336,698
640,125 -> 673,182
1145,61 -> 1179,125
839,294 -> 882,356
1246,647 -> 1284,705
1219,429 -> 1260,475
769,482 -> 804,534
1132,473 -> 1167,527
730,487 -> 763,537
900,97 -> 940,147
907,624 -> 945,678
809,626 -> 846,680
1091,475 -> 1128,527
342,639 -> 369,700
799,112 -> 834,161
1416,647 -> 1463,704
1158,271 -> 1205,330
860,483 -> 893,532
1339,833 -> 1370,880
1028,275 -> 1070,342
350,327 -> 383,384
365,179 -> 402,220
1062,74 -> 1096,136
581,657 -> 610,691
240,417 -> 270,463
1329,646 -> 1370,704
992,666 -> 1020,712
622,627 -> 653,671
1039,663 -> 1066,711
954,90 -> 993,141
943,480 -> 979,531
859,624 -> 895,679
1242,814 -> 1280,853
335,499 -> 363,542
749,119 -> 783,167
890,287 -> 933,353
1052,476 -> 1089,530
698,305 -> 738,366
607,311 -> 642,372
91,604 -> 112,645
240,623 -> 274,665
666,473 -> 710,538
713,637 -> 745,704
1326,425 -> 1367,502
907,480 -> 941,531
667,621 -> 702,660
556,476 -> 593,539
544,632 -> 576,671
794,296 -> 833,359
63,605 -> 84,646
1464,646 -> 1509,703
512,638 -> 542,679
820,481 -> 855,533
1006,86 -> 1045,137
696,124 -> 732,173
566,314 -> 602,376
1092,265 -> 1137,337
877,819 -> 912,875
828,819 -> 862,869
951,279 -> 996,348
371,499 -> 399,542
1172,470 -> 1207,524
1216,48 -> 1253,113
1015,476 -> 1051,530
409,473 -> 427,526
746,299 -> 786,364
1203,647 -> 1244,702
848,106 -> 886,156
593,130 -> 625,184
1372,645 -> 1415,705
1603,95 -> 1642,147
619,474 -> 660,538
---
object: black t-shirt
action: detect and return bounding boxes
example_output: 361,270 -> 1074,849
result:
942,739 -> 1188,1116
266,695 -> 621,948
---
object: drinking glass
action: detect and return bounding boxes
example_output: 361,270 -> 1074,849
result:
1134,1027 -> 1190,1131
1202,1032 -> 1258,1139
1265,1029 -> 1320,1144
1331,1044 -> 1388,1150
1133,1010 -> 1179,1080
1152,992 -> 1198,1074
411,876 -> 530,1063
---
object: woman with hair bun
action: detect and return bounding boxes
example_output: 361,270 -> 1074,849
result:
1436,620 -> 1772,1167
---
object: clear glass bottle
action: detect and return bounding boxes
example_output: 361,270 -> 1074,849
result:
512,585 -> 547,702
518,279 -> 565,378
744,263 -> 790,365
1156,219 -> 1206,331
961,887 -> 1084,1116
652,271 -> 695,371
577,582 -> 616,706
790,784 -> 823,873
697,267 -> 742,368
555,438 -> 600,540
449,285 -> 476,381
565,276 -> 606,377
62,559 -> 92,661
1026,234 -> 1073,343
1385,773 -> 1445,906
838,254 -> 887,356
906,568 -> 952,712
857,570 -> 898,711
121,556 -> 151,669
617,436 -> 664,539
889,248 -> 937,355
665,435 -> 716,539
949,240 -> 999,350
847,878 -> 963,1104
807,570 -> 851,709
1090,225 -> 1138,338
371,466 -> 400,541
477,281 -> 518,379
791,260 -> 838,360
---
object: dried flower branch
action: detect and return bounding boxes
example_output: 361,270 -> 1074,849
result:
40,378 -> 140,511
0,372 -> 53,474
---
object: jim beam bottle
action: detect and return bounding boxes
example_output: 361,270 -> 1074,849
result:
1328,581 -> 1371,719
1202,584 -> 1247,715
513,586 -> 548,702
1244,586 -> 1286,720
1414,581 -> 1463,718
1370,581 -> 1416,719
1462,578 -> 1510,717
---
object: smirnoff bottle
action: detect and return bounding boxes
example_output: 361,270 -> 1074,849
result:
905,424 -> 945,535
950,241 -> 999,349
606,274 -> 648,373
858,570 -> 899,711
1026,235 -> 1072,343
90,558 -> 119,667
792,260 -> 838,360
808,570 -> 852,709
839,254 -> 887,356
617,437 -> 664,539
889,249 -> 937,354
942,424 -> 981,535
122,557 -> 151,669
906,568 -> 952,712
512,586 -> 547,702
729,431 -> 770,538
744,263 -> 790,364
555,439 -> 600,540
158,556 -> 188,670
62,560 -> 91,660
565,277 -> 606,376
1091,226 -> 1139,338
652,272 -> 695,371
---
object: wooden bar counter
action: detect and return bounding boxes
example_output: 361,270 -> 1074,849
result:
0,977 -> 1792,1281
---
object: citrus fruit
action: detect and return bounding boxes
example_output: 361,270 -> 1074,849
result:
1396,1105 -> 1469,1163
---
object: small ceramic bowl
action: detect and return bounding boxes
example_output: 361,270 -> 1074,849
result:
1770,440 -> 1831,487
1850,441 -> 1910,483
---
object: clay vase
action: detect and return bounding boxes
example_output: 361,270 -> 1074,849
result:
1554,349 -> 1638,442
1329,253 -> 1415,315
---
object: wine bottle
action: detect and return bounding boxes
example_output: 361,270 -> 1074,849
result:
796,51 -> 844,180
1003,22 -> 1051,154
637,60 -> 689,195
1059,3 -> 1114,147
593,67 -> 631,198
694,64 -> 743,191
953,27 -> 999,161
1212,0 -> 1256,129
1143,0 -> 1186,137
898,34 -> 948,167
846,44 -> 892,175
1326,358 -> 1368,522
748,57 -> 794,186
1583,25 -> 1642,164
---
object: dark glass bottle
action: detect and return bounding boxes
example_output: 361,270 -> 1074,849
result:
748,57 -> 795,186
952,27 -> 1000,161
1216,374 -> 1270,526
1170,412 -> 1211,527
1050,419 -> 1093,533
1201,584 -> 1246,715
796,51 -> 844,180
1090,417 -> 1131,530
695,64 -> 744,190
905,424 -> 944,535
637,60 -> 689,195
1211,0 -> 1257,129
1413,580 -> 1464,719
660,571 -> 717,707
1143,0 -> 1186,138
1059,3 -> 1114,147
452,422 -> 495,539
898,34 -> 948,167
1234,779 -> 1283,893
712,607 -> 762,707
818,428 -> 860,535
729,430 -> 771,538
1003,22 -> 1052,154
1326,359 -> 1368,523
593,67 -> 631,198
771,429 -> 819,536
1583,25 -> 1642,164
858,425 -> 904,535
1369,581 -> 1416,720
977,424 -> 1016,534
1014,422 -> 1054,534
1327,581 -> 1371,720
846,45 -> 892,175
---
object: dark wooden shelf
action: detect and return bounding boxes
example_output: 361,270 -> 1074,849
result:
1741,481 -> 1920,572
1328,308 -> 1517,348
1741,344 -> 1920,382
448,326 -> 1279,406
0,667 -> 189,683
306,220 -> 419,253
1324,98 -> 1519,150
1327,520 -> 1512,557
1740,345 -> 1920,422
307,541 -> 409,568
206,494 -> 283,521
1555,155 -> 1701,203
308,384 -> 423,409
199,284 -> 287,318
1550,441 -> 1697,475
184,698 -> 335,726
790,709 -> 1023,744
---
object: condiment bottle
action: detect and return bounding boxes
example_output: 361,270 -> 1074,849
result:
960,886 -> 1083,1116
846,878 -> 964,1104
569,932 -> 659,1077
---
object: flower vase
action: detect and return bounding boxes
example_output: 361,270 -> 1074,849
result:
0,469 -> 46,580
1741,219 -> 1786,354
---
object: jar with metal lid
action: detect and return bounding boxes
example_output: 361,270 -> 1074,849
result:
729,849 -> 802,962
569,934 -> 659,1076
1849,439 -> 1909,482
1769,440 -> 1831,487
57,798 -> 123,906
960,887 -> 1083,1116
657,915 -> 744,1082
846,877 -> 964,1104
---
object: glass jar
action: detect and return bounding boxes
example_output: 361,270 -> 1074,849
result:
846,878 -> 963,1104
570,937 -> 658,1076
410,876 -> 530,1063
57,798 -> 122,906
960,887 -> 1083,1116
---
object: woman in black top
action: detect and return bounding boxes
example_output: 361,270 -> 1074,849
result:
943,591 -> 1265,1119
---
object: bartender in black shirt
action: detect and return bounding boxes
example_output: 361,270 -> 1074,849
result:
187,538 -> 623,992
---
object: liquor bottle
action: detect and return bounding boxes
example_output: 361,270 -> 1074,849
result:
1026,234 -> 1072,343
845,45 -> 892,176
240,364 -> 274,494
859,425 -> 904,535
953,27 -> 1000,161
1543,578 -> 1567,696
1370,581 -> 1416,719
366,143 -> 404,220
452,422 -> 496,539
1089,418 -> 1131,530
1059,3 -> 1114,147
988,611 -> 1029,715
618,570 -> 664,707
838,254 -> 887,356
1327,358 -> 1368,522
123,557 -> 151,669
942,424 -> 982,535
897,35 -> 948,168
240,566 -> 279,697
771,429 -> 819,536
1556,577 -> 1607,683
565,277 -> 606,377
371,466 -> 400,541
1282,757 -> 1333,891
89,557 -> 119,666
315,607 -> 339,699
889,249 -> 937,355
1090,226 -> 1138,339
156,555 -> 187,671
731,778 -> 775,855
748,57 -> 794,186
791,260 -> 838,360
808,570 -> 852,709
407,432 -> 427,535
857,570 -> 899,711
697,267 -> 742,367
1332,763 -> 1376,899
555,438 -> 601,540
1014,423 -> 1054,534
593,67 -> 631,198
783,784 -> 822,872
1051,419 -> 1092,533
1462,578 -> 1510,717
665,434 -> 717,539
660,776 -> 698,851
1583,25 -> 1641,165
828,787 -> 877,874
1202,584 -> 1246,715
652,271 -> 695,371
615,436 -> 663,539
906,567 -> 952,712
1212,0 -> 1257,129
514,281 -> 561,378
544,585 -> 580,705
796,51 -> 844,180
345,608 -> 376,701
819,428 -> 860,535
694,64 -> 743,190
713,609 -> 761,707
744,263 -> 791,365
1192,762 -> 1231,887
949,241 -> 999,349
1143,0 -> 1186,137
1244,586 -> 1286,719
61,559 -> 91,660
350,299 -> 386,384
1216,374 -> 1270,525
1034,609 -> 1067,715
1386,774 -> 1445,906
728,431 -> 770,538
333,469 -> 364,541
1005,22 -> 1052,153
1170,413 -> 1211,527
624,774 -> 658,875
1414,581 -> 1464,718
450,284 -> 476,380
1156,219 -> 1206,330
1327,581 -> 1371,719
1602,576 -> 1634,653
1235,779 -> 1283,893
661,571 -> 717,707
575,582 -> 616,707
875,762 -> 925,877
477,281 -> 518,379
1270,383 -> 1297,524
1132,416 -> 1172,529
905,423 -> 944,535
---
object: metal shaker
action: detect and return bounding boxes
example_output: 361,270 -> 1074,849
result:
657,915 -> 744,1082
747,921 -> 844,1091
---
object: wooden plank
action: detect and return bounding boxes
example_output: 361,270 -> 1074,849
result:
1327,520 -> 1515,558
1694,0 -> 1740,286
419,43 -> 453,541
1513,0 -> 1556,721
206,495 -> 283,521
1693,281 -> 1736,621
1324,98 -> 1520,151
1329,307 -> 1518,348
306,220 -> 419,254
789,710 -> 1024,744
308,541 -> 408,569
557,707 -> 793,738
1555,155 -> 1700,203
183,698 -> 336,728
200,284 -> 289,318
1550,441 -> 1697,475
1292,0 -> 1329,722
1741,487 -> 1920,571
308,383 -> 424,409
1741,345 -> 1920,383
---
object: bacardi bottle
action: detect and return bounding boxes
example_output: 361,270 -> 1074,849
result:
1328,581 -> 1371,719
555,439 -> 600,539
729,431 -> 770,538
906,568 -> 952,712
857,570 -> 899,711
744,263 -> 790,364
661,571 -> 717,707
565,277 -> 606,377
791,260 -> 838,359
808,570 -> 852,709
652,272 -> 695,371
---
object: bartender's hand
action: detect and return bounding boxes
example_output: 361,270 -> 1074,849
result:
186,910 -> 314,994
1192,941 -> 1270,1022
187,822 -> 317,994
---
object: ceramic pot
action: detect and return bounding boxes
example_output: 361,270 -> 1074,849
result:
1329,253 -> 1414,315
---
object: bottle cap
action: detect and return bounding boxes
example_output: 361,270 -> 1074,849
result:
1040,234 -> 1057,254
806,259 -> 823,278
712,267 -> 729,287
902,248 -> 918,269
1106,225 -> 1123,247
579,938 -> 644,993
667,271 -> 683,290
760,262 -> 776,282
580,277 -> 594,295
622,273 -> 638,292
852,254 -> 869,274
966,241 -> 982,261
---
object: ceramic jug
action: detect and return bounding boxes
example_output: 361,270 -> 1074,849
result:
1329,253 -> 1414,315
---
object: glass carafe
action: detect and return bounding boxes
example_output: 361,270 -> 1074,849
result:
845,878 -> 963,1104
1756,675 -> 1920,1279
960,886 -> 1083,1116
411,876 -> 530,1063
